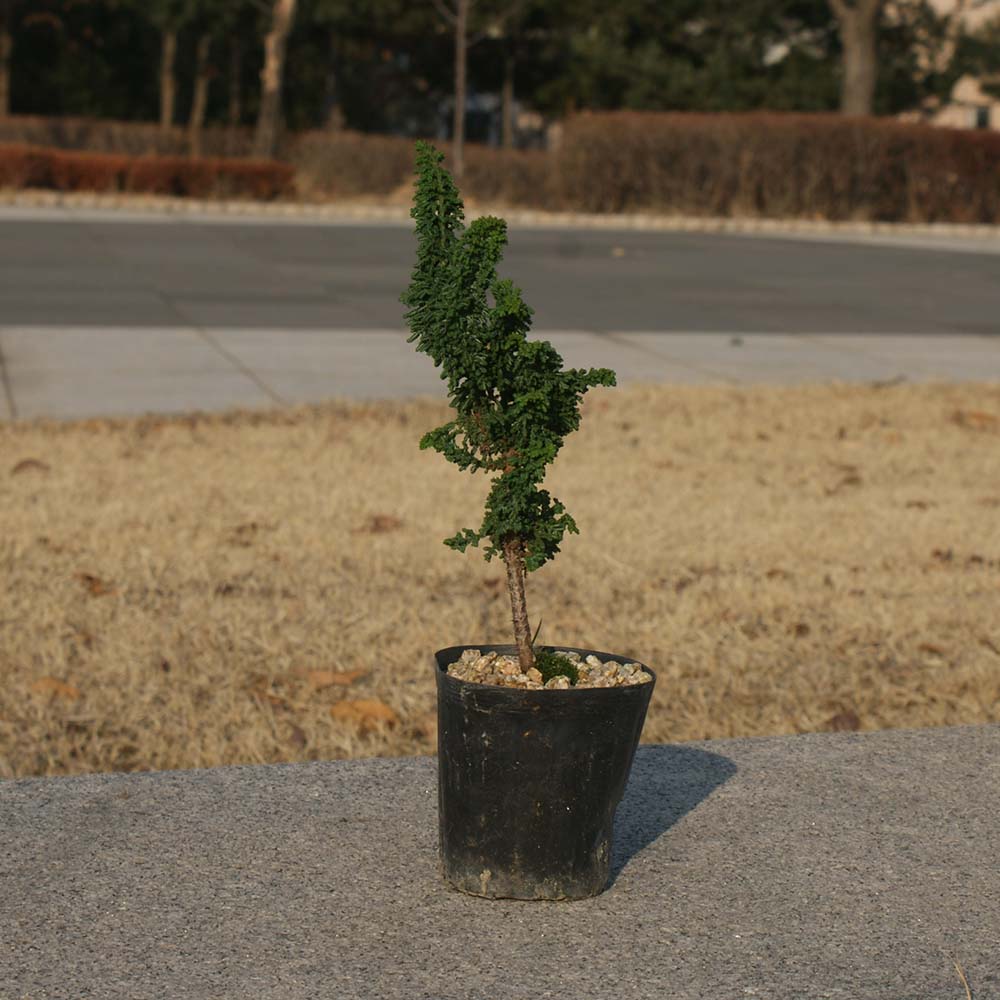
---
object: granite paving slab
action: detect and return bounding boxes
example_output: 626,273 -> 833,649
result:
2,725 -> 998,999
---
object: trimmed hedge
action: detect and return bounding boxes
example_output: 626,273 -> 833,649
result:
290,130 -> 553,209
462,145 -> 552,208
0,114 -> 254,157
556,111 -> 1000,223
0,145 -> 294,200
2,113 -> 999,223
290,130 -> 413,198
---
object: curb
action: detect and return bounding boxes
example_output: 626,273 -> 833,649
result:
3,187 -> 1000,240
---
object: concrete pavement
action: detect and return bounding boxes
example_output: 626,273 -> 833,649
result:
1,207 -> 998,421
2,725 -> 998,999
3,325 -> 1000,422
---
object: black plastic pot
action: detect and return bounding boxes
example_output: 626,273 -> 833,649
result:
435,643 -> 655,901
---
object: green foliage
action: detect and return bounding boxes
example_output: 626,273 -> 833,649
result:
533,649 -> 579,686
401,140 -> 614,573
955,15 -> 1000,102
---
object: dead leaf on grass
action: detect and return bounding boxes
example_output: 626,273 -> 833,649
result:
229,522 -> 260,547
11,458 -> 50,476
30,677 -> 82,701
951,409 -> 999,431
354,514 -> 403,534
330,698 -> 399,733
918,642 -> 946,656
70,626 -> 95,649
409,709 -> 438,744
825,474 -> 863,496
296,668 -> 368,690
76,573 -> 116,597
826,709 -> 861,732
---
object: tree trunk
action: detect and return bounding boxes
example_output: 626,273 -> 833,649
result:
227,39 -> 242,127
501,47 -> 514,149
832,0 -> 881,116
254,0 -> 297,160
323,32 -> 344,130
159,27 -> 178,132
0,1 -> 12,119
188,33 -> 212,157
452,0 -> 468,180
503,538 -> 535,672
226,39 -> 242,155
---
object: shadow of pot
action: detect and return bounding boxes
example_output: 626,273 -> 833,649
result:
435,643 -> 655,901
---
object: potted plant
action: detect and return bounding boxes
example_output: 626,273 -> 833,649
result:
402,142 -> 655,901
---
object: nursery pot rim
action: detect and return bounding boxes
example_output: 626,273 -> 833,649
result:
435,642 -> 656,693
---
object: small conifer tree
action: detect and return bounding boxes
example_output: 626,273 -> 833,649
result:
402,141 -> 615,673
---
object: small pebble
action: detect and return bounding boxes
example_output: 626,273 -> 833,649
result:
447,651 -> 652,690
544,675 -> 571,690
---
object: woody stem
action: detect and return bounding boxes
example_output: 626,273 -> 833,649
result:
502,537 -> 535,672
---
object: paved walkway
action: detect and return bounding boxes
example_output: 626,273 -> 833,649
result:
2,325 -> 999,422
1,202 -> 997,422
3,725 -> 998,999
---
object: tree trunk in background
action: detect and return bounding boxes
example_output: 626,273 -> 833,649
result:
254,0 -> 297,160
452,0 -> 468,179
227,39 -> 242,126
188,33 -> 212,157
0,28 -> 10,119
0,0 -> 12,119
830,0 -> 882,116
159,27 -> 178,131
323,32 -> 344,129
226,39 -> 242,155
501,48 -> 514,149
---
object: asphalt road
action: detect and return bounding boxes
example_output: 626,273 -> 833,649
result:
2,216 -> 998,334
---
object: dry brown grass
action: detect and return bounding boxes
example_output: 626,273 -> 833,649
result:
2,382 -> 1000,779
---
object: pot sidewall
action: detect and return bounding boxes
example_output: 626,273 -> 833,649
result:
435,643 -> 655,900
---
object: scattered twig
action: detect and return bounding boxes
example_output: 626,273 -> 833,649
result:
954,960 -> 973,1000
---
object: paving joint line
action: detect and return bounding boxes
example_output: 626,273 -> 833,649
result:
600,329 -> 750,384
193,327 -> 289,408
800,333 -> 942,379
0,331 -> 18,421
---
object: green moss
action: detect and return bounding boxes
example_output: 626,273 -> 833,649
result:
534,650 -> 579,686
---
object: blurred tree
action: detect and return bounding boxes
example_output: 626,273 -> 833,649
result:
253,0 -> 296,157
0,0 -> 977,141
429,0 -> 528,177
828,0 -> 884,114
7,0 -> 156,119
0,0 -> 16,117
145,0 -> 198,130
955,7 -> 1000,98
183,1 -> 260,154
522,0 -> 840,116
